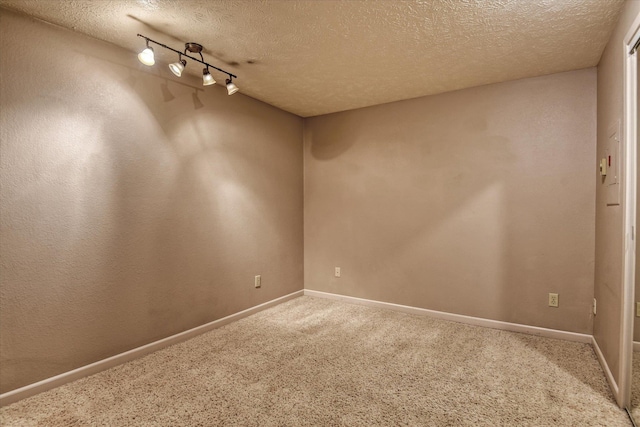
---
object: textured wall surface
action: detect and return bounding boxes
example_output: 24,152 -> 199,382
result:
0,9 -> 303,394
0,0 -> 624,117
633,62 -> 640,344
595,0 -> 640,387
304,69 -> 597,334
633,51 -> 640,344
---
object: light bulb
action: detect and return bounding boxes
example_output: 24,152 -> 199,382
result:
226,78 -> 239,95
203,68 -> 216,86
137,47 -> 155,66
169,59 -> 186,77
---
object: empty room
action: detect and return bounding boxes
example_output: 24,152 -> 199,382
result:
1,0 -> 640,425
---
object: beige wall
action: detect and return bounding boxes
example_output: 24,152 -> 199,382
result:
633,51 -> 640,342
0,9 -> 303,394
595,0 -> 640,385
305,69 -> 597,334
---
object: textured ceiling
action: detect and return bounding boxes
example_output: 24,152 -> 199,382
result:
0,0 -> 625,117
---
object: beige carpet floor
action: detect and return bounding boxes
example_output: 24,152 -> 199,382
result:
630,353 -> 640,423
0,296 -> 631,426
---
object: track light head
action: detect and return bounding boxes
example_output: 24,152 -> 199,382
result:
169,58 -> 187,77
226,78 -> 239,95
137,43 -> 155,66
203,68 -> 216,86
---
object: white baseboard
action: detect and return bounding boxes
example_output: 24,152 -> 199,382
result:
634,341 -> 640,352
0,290 -> 304,407
303,289 -> 592,343
592,336 -> 620,404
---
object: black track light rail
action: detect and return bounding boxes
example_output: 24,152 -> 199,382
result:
137,34 -> 237,79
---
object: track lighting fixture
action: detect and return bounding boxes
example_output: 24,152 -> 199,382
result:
169,57 -> 187,77
137,40 -> 155,66
202,68 -> 216,86
226,78 -> 239,95
137,34 -> 238,93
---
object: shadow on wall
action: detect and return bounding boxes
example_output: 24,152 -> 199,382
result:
304,71 -> 596,333
307,114 -> 359,160
305,98 -> 512,319
0,8 -> 303,394
90,56 -> 301,342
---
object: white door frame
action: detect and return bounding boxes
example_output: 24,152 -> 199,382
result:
620,10 -> 640,410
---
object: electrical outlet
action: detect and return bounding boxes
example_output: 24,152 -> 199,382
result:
593,298 -> 597,315
548,293 -> 559,308
335,267 -> 341,278
254,275 -> 261,288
